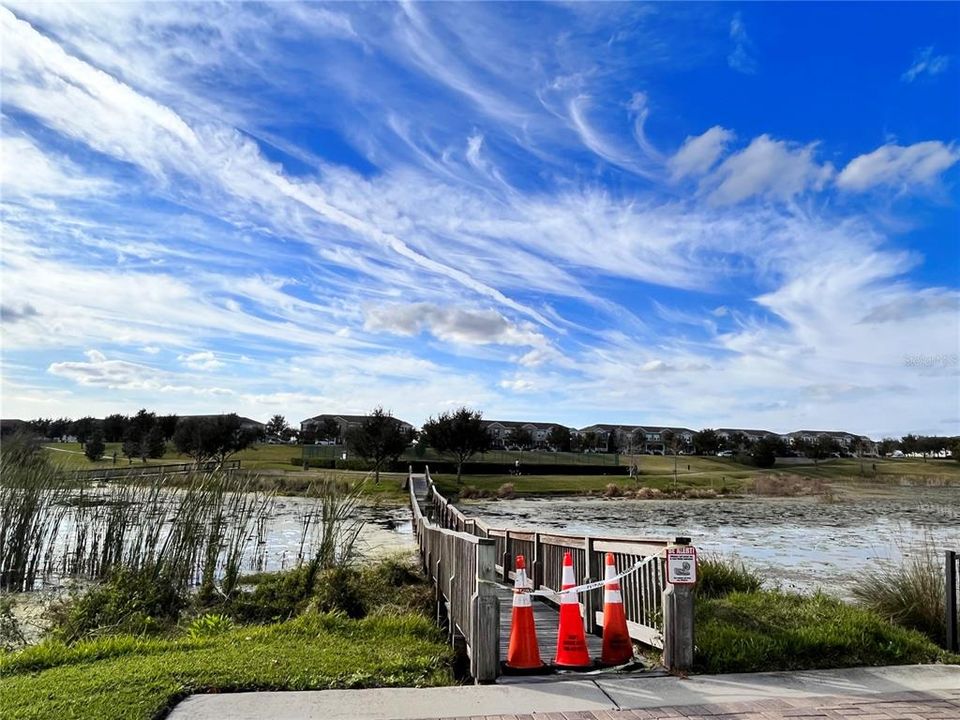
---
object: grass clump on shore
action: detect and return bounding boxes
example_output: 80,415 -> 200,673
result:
850,543 -> 947,646
0,612 -> 452,720
694,557 -> 956,673
696,556 -> 763,598
695,590 -> 951,673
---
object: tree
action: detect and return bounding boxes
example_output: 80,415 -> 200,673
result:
266,414 -> 288,439
605,430 -> 619,454
506,427 -> 532,450
130,409 -> 157,438
952,439 -> 960,463
693,429 -> 720,456
316,417 -> 341,443
173,414 -> 257,467
421,407 -> 492,483
84,430 -> 106,461
344,407 -> 411,483
49,417 -> 71,441
145,424 -> 167,459
877,437 -> 899,457
548,425 -> 571,452
70,417 -> 99,446
727,432 -> 752,451
102,414 -> 128,443
749,437 -> 778,469
158,415 -> 179,440
581,430 -> 598,452
121,425 -> 142,464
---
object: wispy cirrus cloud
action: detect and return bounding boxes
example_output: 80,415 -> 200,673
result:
902,46 -> 950,82
1,3 -> 957,437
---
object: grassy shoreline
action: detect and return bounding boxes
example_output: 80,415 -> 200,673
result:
0,613 -> 453,720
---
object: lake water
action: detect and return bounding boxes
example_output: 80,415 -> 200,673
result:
456,486 -> 960,596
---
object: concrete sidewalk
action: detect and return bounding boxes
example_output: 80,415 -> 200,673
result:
168,664 -> 960,720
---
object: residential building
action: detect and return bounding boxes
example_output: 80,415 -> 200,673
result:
480,420 -> 570,449
180,414 -> 266,433
300,413 -> 413,442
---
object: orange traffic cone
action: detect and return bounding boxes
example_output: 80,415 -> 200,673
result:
506,555 -> 544,671
600,552 -> 633,665
553,551 -> 591,668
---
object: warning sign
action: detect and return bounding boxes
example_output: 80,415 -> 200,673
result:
666,546 -> 697,585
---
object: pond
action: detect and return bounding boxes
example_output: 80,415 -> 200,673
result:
456,486 -> 960,596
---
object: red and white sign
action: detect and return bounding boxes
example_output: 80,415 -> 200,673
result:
666,546 -> 697,585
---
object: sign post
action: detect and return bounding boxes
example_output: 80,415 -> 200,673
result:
663,540 -> 696,671
666,546 -> 698,585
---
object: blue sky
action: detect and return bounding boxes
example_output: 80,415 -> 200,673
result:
1,2 -> 958,438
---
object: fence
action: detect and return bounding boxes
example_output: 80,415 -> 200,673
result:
64,460 -> 241,481
409,470 -> 499,682
413,466 -> 695,675
305,444 -> 621,466
948,550 -> 959,652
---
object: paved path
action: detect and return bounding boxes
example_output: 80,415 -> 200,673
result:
169,664 -> 960,720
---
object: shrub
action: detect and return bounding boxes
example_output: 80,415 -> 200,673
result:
51,569 -> 185,642
696,556 -> 762,598
186,613 -> 235,638
603,483 -> 622,498
851,544 -> 946,645
497,482 -> 515,499
225,565 -> 317,623
84,431 -> 106,461
312,566 -> 367,618
0,596 -> 26,651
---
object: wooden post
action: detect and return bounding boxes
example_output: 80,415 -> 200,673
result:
663,537 -> 695,672
532,532 -> 543,590
584,536 -> 597,634
662,583 -> 694,671
471,539 -> 500,683
501,530 -> 512,583
947,550 -> 958,653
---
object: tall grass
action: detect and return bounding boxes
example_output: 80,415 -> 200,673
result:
850,541 -> 946,645
0,439 -> 71,591
2,439 -> 372,599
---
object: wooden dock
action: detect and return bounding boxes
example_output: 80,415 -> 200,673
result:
495,587 -> 603,663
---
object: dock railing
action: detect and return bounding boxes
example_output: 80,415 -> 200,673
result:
63,459 -> 242,482
409,468 -> 499,682
947,549 -> 959,653
411,466 -> 695,676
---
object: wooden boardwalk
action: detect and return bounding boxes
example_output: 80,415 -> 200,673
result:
495,587 -> 603,664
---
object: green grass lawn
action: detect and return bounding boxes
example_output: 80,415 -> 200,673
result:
43,442 -> 301,471
0,613 -> 453,720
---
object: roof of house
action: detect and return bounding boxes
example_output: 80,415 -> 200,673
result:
715,428 -> 779,436
481,420 -> 568,431
301,413 -> 412,427
180,414 -> 266,428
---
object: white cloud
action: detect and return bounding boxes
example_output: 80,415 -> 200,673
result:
902,47 -> 950,83
668,126 -> 735,180
499,378 -> 535,392
177,351 -> 225,371
836,141 -> 960,192
364,303 -> 547,347
0,134 -> 111,201
727,12 -> 757,74
703,135 -> 834,205
142,346 -> 161,355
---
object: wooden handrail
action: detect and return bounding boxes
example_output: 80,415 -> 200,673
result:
408,467 -> 695,675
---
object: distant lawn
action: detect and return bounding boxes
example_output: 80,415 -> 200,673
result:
44,442 -> 306,472
0,613 -> 453,720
